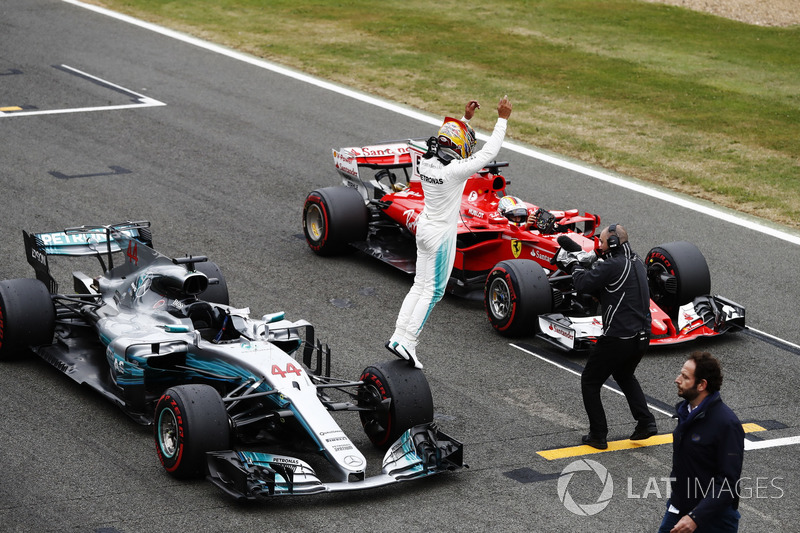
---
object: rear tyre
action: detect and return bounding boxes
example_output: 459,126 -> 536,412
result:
303,187 -> 368,256
485,260 -> 553,337
194,261 -> 229,305
154,384 -> 230,479
359,360 -> 434,449
0,278 -> 55,359
646,241 -> 711,316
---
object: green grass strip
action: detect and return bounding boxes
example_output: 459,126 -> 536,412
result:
89,0 -> 800,229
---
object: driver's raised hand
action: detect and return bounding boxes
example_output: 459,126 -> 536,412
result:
464,100 -> 480,121
497,95 -> 512,119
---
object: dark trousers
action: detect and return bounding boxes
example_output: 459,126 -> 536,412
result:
581,335 -> 655,437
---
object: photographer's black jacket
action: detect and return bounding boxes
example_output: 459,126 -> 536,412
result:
571,242 -> 650,338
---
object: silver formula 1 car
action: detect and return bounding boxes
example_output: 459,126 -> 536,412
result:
0,221 -> 462,500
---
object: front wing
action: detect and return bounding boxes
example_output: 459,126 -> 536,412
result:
649,294 -> 745,346
205,424 -> 464,500
537,294 -> 746,351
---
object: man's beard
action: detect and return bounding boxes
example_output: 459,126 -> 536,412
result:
678,383 -> 700,403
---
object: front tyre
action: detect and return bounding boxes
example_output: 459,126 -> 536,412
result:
303,187 -> 368,256
359,360 -> 434,449
0,278 -> 55,359
485,260 -> 553,337
154,384 -> 230,479
646,241 -> 711,316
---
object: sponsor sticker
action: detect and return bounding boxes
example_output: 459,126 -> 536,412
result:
512,240 -> 522,258
355,143 -> 409,158
403,208 -> 419,232
332,149 -> 359,179
529,246 -> 554,262
550,323 -> 576,340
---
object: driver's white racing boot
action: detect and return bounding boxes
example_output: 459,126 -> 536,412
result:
385,339 -> 423,369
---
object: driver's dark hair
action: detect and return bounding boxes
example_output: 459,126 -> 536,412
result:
688,351 -> 723,393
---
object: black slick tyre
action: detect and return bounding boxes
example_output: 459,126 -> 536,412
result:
154,384 -> 230,479
359,360 -> 434,449
0,278 -> 55,359
484,259 -> 553,337
303,187 -> 368,256
646,241 -> 711,316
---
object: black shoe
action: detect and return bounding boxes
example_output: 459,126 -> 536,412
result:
581,434 -> 608,450
629,424 -> 658,440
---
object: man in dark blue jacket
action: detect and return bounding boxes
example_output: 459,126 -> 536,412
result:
659,351 -> 744,533
557,223 -> 657,449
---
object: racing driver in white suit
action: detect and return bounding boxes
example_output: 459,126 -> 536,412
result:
387,96 -> 513,368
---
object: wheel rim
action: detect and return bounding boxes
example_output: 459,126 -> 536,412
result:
157,408 -> 179,458
488,277 -> 511,320
305,204 -> 326,242
361,411 -> 389,439
359,384 -> 390,444
647,262 -> 674,306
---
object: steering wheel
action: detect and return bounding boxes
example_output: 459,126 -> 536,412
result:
533,207 -> 556,234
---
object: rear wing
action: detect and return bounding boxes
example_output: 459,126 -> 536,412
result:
23,221 -> 153,293
333,141 -> 415,170
332,139 -> 513,204
333,139 -> 428,179
334,139 -> 509,184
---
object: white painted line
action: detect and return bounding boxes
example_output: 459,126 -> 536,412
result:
747,326 -> 800,351
510,343 -> 673,417
0,64 -> 165,118
745,435 -> 800,451
1,102 -> 164,118
513,343 -> 800,451
62,0 -> 800,247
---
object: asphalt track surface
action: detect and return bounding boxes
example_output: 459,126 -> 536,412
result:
1,1 -> 799,531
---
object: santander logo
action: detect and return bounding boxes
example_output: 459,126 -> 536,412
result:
550,324 -> 575,340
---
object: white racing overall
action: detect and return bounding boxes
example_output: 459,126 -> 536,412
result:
390,117 -> 508,358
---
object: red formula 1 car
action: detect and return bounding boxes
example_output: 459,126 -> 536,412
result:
302,139 -> 745,351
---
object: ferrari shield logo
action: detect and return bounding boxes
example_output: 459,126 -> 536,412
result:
511,240 -> 522,258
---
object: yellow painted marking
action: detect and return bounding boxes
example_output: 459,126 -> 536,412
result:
1,106 -> 23,112
537,423 -> 766,461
